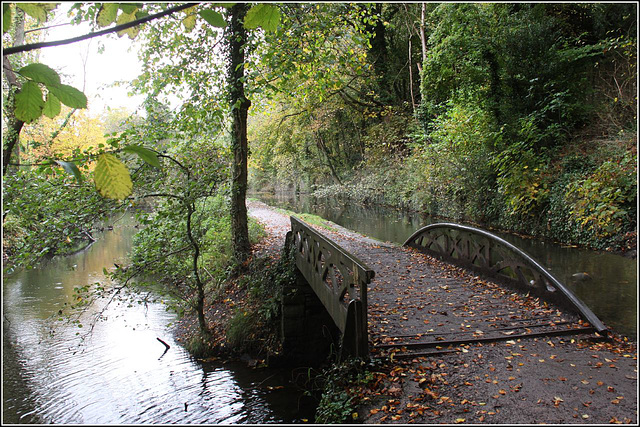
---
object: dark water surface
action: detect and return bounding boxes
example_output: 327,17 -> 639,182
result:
253,192 -> 637,339
2,214 -> 314,424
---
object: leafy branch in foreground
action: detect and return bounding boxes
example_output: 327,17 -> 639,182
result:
121,140 -> 229,338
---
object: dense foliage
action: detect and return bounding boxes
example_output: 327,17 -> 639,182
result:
2,2 -> 636,360
248,3 -> 637,251
3,3 -> 282,339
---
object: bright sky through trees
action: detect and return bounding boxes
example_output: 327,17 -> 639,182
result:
38,3 -> 144,115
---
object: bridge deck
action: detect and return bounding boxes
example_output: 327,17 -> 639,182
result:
247,201 -> 636,424
315,225 -> 590,358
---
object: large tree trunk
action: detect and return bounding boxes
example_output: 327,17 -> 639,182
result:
228,4 -> 251,263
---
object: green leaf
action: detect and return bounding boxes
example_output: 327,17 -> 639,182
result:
123,145 -> 161,168
182,14 -> 196,32
42,93 -> 61,118
3,4 -> 12,34
244,4 -> 280,32
54,160 -> 83,184
19,63 -> 61,87
118,3 -> 140,14
97,3 -> 118,27
48,84 -> 87,109
15,81 -> 45,123
94,154 -> 133,200
135,10 -> 149,20
16,3 -> 47,22
199,9 -> 227,28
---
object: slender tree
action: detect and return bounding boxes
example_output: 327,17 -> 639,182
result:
227,3 -> 251,263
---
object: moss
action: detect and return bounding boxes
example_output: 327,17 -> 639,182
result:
273,207 -> 338,232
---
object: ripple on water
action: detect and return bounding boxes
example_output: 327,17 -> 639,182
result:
3,217 -> 311,424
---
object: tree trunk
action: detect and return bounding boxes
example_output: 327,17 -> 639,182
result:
186,203 -> 208,336
314,132 -> 343,186
228,3 -> 251,263
3,11 -> 26,175
2,58 -> 25,175
420,3 -> 427,63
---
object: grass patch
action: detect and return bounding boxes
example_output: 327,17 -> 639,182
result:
273,207 -> 337,232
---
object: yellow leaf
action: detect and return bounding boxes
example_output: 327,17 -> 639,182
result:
182,6 -> 197,32
116,11 -> 140,39
94,154 -> 133,200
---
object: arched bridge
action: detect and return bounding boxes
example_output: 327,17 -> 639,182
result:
285,217 -> 608,360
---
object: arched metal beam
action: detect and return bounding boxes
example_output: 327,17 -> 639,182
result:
404,223 -> 607,333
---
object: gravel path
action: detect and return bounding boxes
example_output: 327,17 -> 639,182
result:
248,199 -> 637,424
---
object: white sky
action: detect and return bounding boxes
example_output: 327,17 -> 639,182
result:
39,3 -> 145,116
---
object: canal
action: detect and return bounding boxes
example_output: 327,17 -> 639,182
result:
2,214 -> 315,424
252,191 -> 637,340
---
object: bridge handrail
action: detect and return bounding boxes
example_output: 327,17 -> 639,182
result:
288,216 -> 374,358
403,223 -> 607,333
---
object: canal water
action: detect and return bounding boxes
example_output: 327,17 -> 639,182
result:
2,214 -> 315,424
253,192 -> 638,339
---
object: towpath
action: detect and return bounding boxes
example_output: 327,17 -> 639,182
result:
248,200 -> 637,424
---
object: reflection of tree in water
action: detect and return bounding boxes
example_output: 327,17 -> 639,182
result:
4,211 -> 316,424
197,361 -> 316,424
2,310 -> 44,424
10,215 -> 138,320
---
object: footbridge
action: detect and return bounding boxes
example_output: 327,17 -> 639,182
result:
284,217 -> 608,360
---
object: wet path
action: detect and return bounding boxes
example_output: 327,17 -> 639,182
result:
293,214 -> 586,358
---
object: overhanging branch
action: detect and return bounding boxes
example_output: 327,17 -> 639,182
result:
3,3 -> 198,56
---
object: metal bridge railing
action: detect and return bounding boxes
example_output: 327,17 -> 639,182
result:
404,223 -> 607,333
287,216 -> 375,358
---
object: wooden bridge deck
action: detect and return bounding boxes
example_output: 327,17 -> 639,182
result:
314,224 -> 590,358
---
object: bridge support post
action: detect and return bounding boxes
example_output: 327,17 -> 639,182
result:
285,219 -> 375,361
279,234 -> 341,364
340,300 -> 368,359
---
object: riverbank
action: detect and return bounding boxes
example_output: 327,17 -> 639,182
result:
218,200 -> 637,424
309,181 -> 637,260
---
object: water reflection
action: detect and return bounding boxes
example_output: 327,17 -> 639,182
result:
253,191 -> 637,339
3,214 -> 314,424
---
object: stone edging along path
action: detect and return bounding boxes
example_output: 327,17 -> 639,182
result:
247,200 -> 637,424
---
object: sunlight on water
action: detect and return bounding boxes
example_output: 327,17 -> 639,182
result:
3,214 -> 313,424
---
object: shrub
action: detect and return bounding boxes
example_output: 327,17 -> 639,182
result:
565,150 -> 637,239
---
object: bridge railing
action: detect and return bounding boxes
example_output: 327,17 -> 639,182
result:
287,216 -> 375,358
404,223 -> 607,333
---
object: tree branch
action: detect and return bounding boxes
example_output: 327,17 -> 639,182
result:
3,3 -> 198,56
